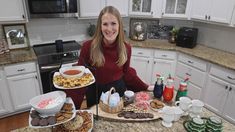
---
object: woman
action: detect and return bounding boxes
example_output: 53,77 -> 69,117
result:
68,6 -> 151,108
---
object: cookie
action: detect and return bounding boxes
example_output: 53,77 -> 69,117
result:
31,118 -> 40,126
47,116 -> 56,125
39,118 -> 48,126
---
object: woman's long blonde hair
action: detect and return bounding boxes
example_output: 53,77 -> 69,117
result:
90,6 -> 127,67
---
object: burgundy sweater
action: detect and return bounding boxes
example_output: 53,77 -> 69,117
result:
78,40 -> 148,92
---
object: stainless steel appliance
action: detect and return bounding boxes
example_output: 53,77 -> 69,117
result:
33,40 -> 81,93
27,0 -> 78,18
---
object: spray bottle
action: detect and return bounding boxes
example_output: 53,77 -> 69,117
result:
163,74 -> 174,102
153,74 -> 164,99
175,77 -> 189,101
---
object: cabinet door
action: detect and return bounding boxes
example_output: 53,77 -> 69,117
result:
191,0 -> 210,20
106,0 -> 128,16
7,73 -> 40,111
162,0 -> 189,18
0,0 -> 27,21
151,59 -> 176,84
223,84 -> 235,124
209,0 -> 234,24
129,0 -> 153,16
80,0 -> 105,17
203,75 -> 228,114
0,70 -> 13,116
130,56 -> 152,84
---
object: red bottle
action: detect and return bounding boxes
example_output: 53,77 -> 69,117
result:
163,75 -> 174,102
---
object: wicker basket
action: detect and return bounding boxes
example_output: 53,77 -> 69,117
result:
99,87 -> 124,114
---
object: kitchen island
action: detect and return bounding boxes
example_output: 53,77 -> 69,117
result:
11,107 -> 235,132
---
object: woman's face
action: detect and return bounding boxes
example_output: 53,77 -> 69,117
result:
101,13 -> 119,45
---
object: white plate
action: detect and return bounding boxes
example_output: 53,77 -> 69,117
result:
148,99 -> 165,112
63,110 -> 93,132
53,68 -> 95,90
29,97 -> 76,128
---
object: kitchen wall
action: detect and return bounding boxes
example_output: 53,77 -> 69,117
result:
0,18 -> 235,54
194,22 -> 235,53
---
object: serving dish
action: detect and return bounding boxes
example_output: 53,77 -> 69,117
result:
59,66 -> 85,78
53,68 -> 95,89
54,110 -> 93,132
29,97 -> 76,128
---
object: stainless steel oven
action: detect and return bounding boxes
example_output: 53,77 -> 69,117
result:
33,40 -> 81,93
27,0 -> 78,18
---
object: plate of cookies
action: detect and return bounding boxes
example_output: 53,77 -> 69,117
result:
29,97 -> 76,128
149,99 -> 165,112
54,110 -> 93,132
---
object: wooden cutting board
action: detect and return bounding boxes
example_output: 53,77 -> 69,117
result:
90,104 -> 161,121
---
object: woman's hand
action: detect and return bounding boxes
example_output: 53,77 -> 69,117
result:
147,85 -> 154,91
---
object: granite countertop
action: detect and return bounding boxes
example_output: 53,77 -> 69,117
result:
0,47 -> 36,66
11,108 -> 235,132
127,39 -> 235,71
1,39 -> 235,72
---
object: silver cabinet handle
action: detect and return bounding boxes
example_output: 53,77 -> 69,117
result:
205,15 -> 207,19
229,87 -> 232,91
187,60 -> 194,64
186,73 -> 191,76
137,52 -> 143,55
225,85 -> 228,90
17,68 -> 25,72
162,55 -> 167,57
208,16 -> 211,20
227,76 -> 235,80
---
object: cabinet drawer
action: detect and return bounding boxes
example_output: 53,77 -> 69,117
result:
210,65 -> 235,85
132,47 -> 153,57
176,62 -> 206,87
178,54 -> 207,72
154,50 -> 176,60
4,62 -> 36,76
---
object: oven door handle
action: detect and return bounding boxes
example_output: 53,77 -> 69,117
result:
40,65 -> 61,70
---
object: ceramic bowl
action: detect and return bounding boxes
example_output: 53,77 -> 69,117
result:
59,66 -> 85,78
29,91 -> 66,116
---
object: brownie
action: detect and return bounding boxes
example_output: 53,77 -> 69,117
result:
47,116 -> 56,125
148,113 -> 154,118
130,113 -> 137,119
30,110 -> 40,118
31,118 -> 40,126
39,118 -> 48,126
117,112 -> 124,117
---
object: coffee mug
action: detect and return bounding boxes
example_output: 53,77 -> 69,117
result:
175,97 -> 191,113
124,90 -> 135,104
160,106 -> 175,127
189,99 -> 204,114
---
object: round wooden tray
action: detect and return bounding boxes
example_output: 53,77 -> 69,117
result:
90,104 -> 161,121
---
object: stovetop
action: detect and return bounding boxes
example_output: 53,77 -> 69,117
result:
33,40 -> 81,56
33,40 -> 81,67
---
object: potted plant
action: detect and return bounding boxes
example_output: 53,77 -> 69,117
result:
168,27 -> 178,43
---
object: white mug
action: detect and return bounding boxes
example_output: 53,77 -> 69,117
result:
188,99 -> 204,114
175,97 -> 191,112
160,106 -> 175,127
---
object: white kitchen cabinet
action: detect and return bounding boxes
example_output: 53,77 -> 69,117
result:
106,0 -> 129,16
203,64 -> 235,124
151,50 -> 176,84
80,0 -> 105,17
191,0 -> 235,24
175,54 -> 207,99
129,0 -> 154,16
131,47 -> 153,84
0,68 -> 13,116
4,62 -> 40,112
0,0 -> 28,22
162,0 -> 191,18
79,0 -> 128,17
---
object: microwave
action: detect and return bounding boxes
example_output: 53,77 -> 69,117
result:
27,0 -> 78,18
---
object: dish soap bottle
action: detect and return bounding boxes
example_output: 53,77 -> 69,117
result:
153,74 -> 164,99
163,74 -> 174,103
175,77 -> 189,101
